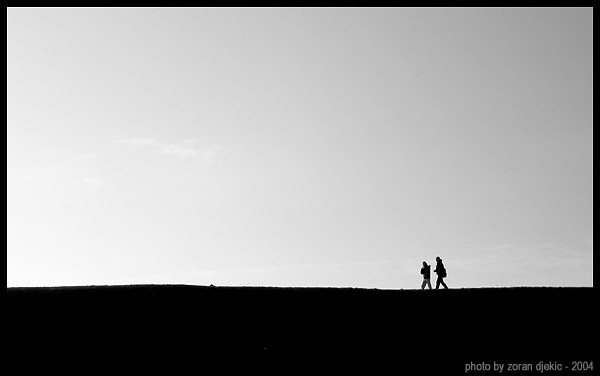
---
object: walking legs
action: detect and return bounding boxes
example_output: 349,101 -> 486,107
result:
436,277 -> 448,289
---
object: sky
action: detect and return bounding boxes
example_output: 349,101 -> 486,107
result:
7,8 -> 593,288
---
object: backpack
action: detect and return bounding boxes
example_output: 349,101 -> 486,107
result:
438,265 -> 447,278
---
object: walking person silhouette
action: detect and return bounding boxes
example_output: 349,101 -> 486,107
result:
434,256 -> 448,289
420,261 -> 432,289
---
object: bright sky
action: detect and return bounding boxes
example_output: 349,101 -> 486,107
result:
7,8 -> 593,288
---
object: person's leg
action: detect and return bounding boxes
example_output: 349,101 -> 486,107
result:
436,277 -> 441,289
426,279 -> 432,289
441,278 -> 448,289
421,279 -> 426,290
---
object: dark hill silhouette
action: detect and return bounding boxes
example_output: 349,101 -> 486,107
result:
7,286 -> 594,373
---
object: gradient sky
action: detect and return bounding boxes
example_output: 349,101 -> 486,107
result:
7,8 -> 593,288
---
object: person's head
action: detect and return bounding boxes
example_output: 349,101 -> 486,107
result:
436,256 -> 441,263
423,261 -> 428,267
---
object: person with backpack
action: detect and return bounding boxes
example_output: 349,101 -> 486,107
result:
420,261 -> 432,289
434,256 -> 448,289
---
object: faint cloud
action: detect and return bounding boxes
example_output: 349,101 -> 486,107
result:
79,177 -> 100,186
199,144 -> 225,161
486,244 -> 516,251
113,138 -> 158,147
72,153 -> 101,161
112,137 -> 226,161
160,144 -> 199,158
23,173 -> 44,183
62,177 -> 102,188
181,138 -> 202,145
533,243 -> 562,249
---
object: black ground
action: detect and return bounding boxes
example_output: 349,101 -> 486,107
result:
7,286 -> 594,373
